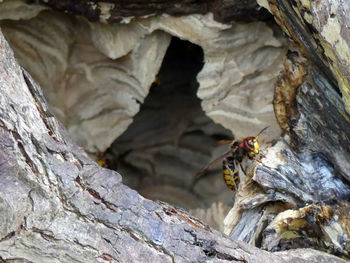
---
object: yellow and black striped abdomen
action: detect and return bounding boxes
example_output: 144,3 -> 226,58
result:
222,160 -> 240,191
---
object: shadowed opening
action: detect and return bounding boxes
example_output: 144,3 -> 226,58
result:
102,37 -> 235,215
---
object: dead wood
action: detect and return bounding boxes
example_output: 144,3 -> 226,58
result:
0,26 -> 347,263
32,0 -> 272,24
0,0 -> 350,262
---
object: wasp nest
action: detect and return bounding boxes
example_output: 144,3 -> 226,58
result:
0,0 -> 285,230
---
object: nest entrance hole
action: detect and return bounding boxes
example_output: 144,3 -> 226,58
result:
103,37 -> 235,211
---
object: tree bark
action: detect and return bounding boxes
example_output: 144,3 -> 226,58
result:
32,0 -> 272,24
224,0 -> 350,259
1,0 -> 350,262
0,27 -> 347,263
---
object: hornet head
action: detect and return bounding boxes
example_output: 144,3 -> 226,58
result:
241,126 -> 269,156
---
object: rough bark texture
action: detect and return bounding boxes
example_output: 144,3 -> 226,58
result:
0,29 -> 346,263
32,0 -> 272,24
1,0 -> 350,262
224,0 -> 350,259
263,0 -> 350,114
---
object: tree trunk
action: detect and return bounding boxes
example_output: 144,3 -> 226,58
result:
33,0 -> 271,24
0,28 -> 345,263
0,0 -> 349,262
224,0 -> 350,259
